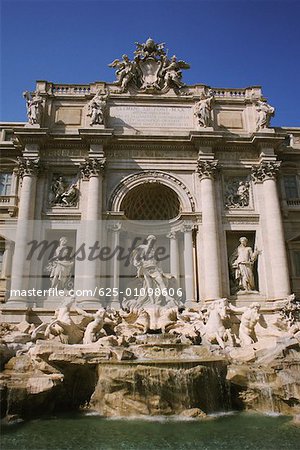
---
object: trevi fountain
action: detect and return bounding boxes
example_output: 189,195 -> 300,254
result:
1,38 -> 300,449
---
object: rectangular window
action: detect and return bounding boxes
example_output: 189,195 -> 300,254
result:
283,175 -> 299,200
294,251 -> 300,277
0,173 -> 12,196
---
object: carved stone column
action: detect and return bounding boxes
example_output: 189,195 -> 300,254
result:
8,158 -> 41,305
251,160 -> 291,299
108,222 -> 122,309
182,223 -> 195,304
76,157 -> 106,306
167,230 -> 180,283
197,159 -> 222,301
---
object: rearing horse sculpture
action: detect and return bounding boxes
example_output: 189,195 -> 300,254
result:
201,299 -> 233,349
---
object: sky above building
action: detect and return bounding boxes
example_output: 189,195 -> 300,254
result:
1,0 -> 299,126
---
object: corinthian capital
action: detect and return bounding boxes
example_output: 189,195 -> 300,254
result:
16,157 -> 41,178
251,161 -> 281,182
197,159 -> 218,180
80,157 -> 106,179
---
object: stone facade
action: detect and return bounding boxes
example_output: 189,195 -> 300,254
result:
0,39 -> 300,319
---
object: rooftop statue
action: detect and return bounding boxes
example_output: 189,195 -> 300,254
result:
134,38 -> 165,59
23,90 -> 43,125
87,90 -> 109,125
255,98 -> 275,131
109,38 -> 190,94
194,90 -> 215,127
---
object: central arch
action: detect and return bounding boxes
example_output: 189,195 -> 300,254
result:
120,183 -> 181,220
108,170 -> 195,215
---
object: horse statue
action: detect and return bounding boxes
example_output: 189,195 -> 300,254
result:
200,299 -> 234,348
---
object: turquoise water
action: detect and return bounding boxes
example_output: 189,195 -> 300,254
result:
1,412 -> 300,450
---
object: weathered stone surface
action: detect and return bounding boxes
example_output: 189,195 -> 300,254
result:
180,408 -> 207,418
90,361 -> 229,417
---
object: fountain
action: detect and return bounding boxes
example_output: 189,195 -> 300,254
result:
0,235 -> 300,422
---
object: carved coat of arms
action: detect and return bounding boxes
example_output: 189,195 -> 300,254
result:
109,38 -> 190,94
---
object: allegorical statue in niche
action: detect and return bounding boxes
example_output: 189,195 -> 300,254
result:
109,54 -> 137,93
255,99 -> 275,131
23,90 -> 43,125
87,90 -> 109,125
229,237 -> 260,293
194,90 -> 214,127
225,179 -> 250,208
49,176 -> 79,207
46,236 -> 74,291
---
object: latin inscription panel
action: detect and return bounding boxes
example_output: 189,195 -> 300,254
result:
109,105 -> 193,129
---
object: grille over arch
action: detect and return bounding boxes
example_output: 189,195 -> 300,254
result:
120,183 -> 181,220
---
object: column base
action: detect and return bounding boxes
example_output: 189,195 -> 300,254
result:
76,297 -> 103,309
184,300 -> 198,309
6,298 -> 29,307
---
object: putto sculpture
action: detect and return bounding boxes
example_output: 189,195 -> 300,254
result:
109,38 -> 190,94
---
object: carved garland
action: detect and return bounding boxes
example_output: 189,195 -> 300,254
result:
108,170 -> 195,212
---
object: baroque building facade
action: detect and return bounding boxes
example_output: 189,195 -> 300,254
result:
0,39 -> 300,321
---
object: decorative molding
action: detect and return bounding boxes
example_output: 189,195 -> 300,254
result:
16,157 -> 42,178
109,170 -> 195,212
80,157 -> 106,179
251,161 -> 281,182
197,159 -> 218,180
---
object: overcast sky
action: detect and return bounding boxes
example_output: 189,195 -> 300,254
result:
1,0 -> 299,126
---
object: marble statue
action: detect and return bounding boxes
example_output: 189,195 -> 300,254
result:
109,39 -> 190,94
225,179 -> 250,208
194,91 -> 214,127
201,299 -> 234,348
160,55 -> 190,92
229,237 -> 260,293
74,306 -> 107,344
255,99 -> 275,130
44,297 -> 83,344
109,54 -> 137,93
46,237 -> 74,290
23,90 -> 43,125
235,302 -> 261,347
87,90 -> 108,125
126,235 -> 180,309
134,38 -> 165,59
